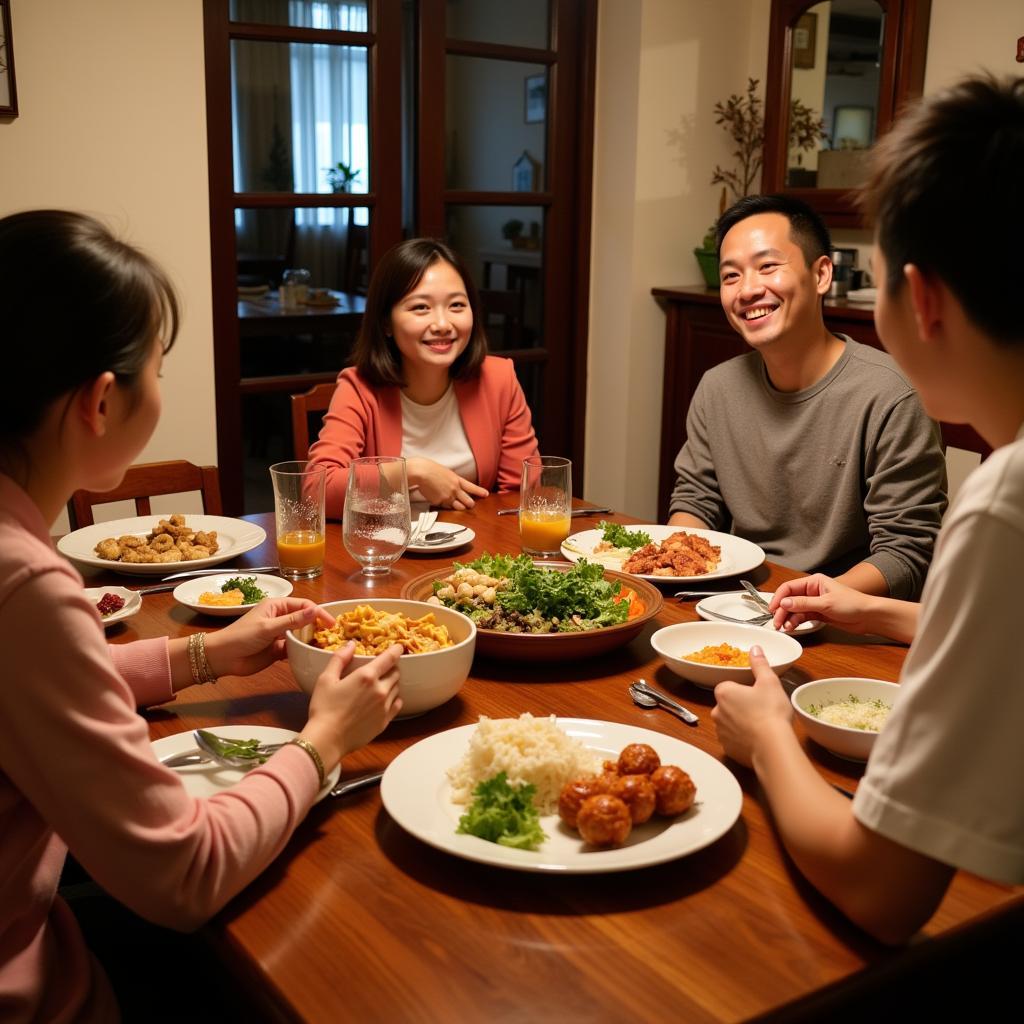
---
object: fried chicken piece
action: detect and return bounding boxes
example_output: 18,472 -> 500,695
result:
118,534 -> 146,549
95,539 -> 122,561
155,549 -> 183,562
121,546 -> 157,563
193,530 -> 218,553
183,545 -> 211,560
622,531 -> 721,576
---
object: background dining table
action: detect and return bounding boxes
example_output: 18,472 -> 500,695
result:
88,494 -> 1021,1023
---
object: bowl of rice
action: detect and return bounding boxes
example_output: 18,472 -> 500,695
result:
790,677 -> 899,761
286,599 -> 476,717
650,621 -> 802,689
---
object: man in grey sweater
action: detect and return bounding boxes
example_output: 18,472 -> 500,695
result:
668,195 -> 946,599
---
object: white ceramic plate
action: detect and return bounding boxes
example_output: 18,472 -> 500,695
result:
151,726 -> 340,801
58,515 -> 266,576
172,573 -> 294,617
562,525 -> 765,584
695,590 -> 824,635
406,523 -> 475,554
84,586 -> 142,627
380,718 -> 742,873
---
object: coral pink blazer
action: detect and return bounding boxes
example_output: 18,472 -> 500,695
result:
308,355 -> 539,517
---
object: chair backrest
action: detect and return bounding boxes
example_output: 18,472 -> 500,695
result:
68,461 -> 223,528
290,382 -> 337,460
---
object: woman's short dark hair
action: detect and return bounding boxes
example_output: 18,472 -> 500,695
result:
716,193 -> 832,266
353,238 -> 487,387
861,74 -> 1024,348
0,209 -> 179,446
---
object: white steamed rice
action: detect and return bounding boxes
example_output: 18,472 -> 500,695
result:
447,713 -> 602,812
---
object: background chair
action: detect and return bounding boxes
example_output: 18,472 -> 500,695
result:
68,460 -> 223,528
290,382 -> 336,460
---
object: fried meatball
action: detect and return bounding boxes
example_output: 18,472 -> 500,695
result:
576,794 -> 632,847
617,743 -> 660,776
558,777 -> 606,829
651,765 -> 696,816
610,773 -> 656,825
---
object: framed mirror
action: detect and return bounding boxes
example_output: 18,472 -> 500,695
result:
762,0 -> 931,226
0,0 -> 17,117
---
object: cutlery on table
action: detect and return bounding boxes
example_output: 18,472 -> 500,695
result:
161,737 -> 286,768
420,526 -> 469,545
628,680 -> 699,725
133,566 -> 283,595
674,590 -> 732,600
700,608 -> 773,627
328,768 -> 385,799
740,580 -> 773,612
192,729 -> 286,769
496,507 -> 613,517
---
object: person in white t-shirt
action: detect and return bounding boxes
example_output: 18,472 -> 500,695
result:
711,74 -> 1024,945
309,239 -> 539,517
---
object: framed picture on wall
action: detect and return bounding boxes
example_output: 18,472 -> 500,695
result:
0,0 -> 18,117
793,12 -> 817,70
524,73 -> 546,124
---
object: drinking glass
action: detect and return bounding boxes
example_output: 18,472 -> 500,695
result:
270,461 -> 327,580
343,456 -> 412,576
519,456 -> 572,557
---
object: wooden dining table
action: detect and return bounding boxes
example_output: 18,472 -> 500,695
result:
90,496 -> 1022,1023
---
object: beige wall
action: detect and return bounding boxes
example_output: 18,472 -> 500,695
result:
587,0 -> 1020,518
585,0 -> 768,519
0,0 -> 214,528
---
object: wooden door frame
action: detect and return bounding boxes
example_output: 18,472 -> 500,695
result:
416,0 -> 598,493
202,0 -> 403,512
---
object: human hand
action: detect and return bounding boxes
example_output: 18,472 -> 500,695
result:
711,646 -> 792,767
204,598 -> 335,679
768,574 -> 877,634
301,642 -> 403,767
407,457 -> 489,510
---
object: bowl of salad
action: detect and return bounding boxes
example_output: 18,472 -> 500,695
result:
401,553 -> 663,661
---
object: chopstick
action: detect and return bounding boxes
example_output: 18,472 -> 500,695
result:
496,507 -> 613,517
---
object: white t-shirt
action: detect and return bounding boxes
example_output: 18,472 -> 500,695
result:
853,423 -> 1024,884
401,385 -> 477,507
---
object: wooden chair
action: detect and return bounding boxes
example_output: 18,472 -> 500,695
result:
68,461 -> 223,528
290,381 -> 337,460
478,287 -> 525,349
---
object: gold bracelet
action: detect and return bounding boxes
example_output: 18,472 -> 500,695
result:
290,737 -> 326,788
187,633 -> 218,685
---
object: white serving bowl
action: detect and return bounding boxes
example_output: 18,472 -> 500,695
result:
650,621 -> 802,689
790,677 -> 900,761
286,599 -> 476,718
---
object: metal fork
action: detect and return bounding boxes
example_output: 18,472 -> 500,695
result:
700,608 -> 773,627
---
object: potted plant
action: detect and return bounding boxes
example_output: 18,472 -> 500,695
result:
696,78 -> 826,287
325,161 -> 361,193
501,218 -> 524,246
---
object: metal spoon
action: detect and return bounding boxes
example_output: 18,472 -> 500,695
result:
629,680 -> 699,725
740,580 -> 773,612
419,526 -> 469,545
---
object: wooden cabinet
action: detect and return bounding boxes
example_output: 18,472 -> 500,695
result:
651,285 -> 987,521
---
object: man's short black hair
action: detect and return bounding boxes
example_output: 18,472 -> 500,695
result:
861,74 -> 1024,348
716,193 -> 832,267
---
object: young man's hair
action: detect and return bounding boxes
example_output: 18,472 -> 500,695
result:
861,74 -> 1024,347
716,193 -> 832,266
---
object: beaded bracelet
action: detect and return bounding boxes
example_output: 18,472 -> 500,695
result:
187,632 -> 218,685
290,737 -> 326,788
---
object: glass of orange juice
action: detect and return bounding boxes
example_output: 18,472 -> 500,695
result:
519,456 -> 572,558
270,461 -> 327,580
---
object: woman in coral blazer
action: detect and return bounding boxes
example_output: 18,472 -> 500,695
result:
308,238 -> 539,517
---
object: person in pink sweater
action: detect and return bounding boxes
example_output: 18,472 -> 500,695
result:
0,210 -> 404,1022
308,238 -> 539,517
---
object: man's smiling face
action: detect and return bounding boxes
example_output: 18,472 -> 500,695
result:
718,212 -> 831,352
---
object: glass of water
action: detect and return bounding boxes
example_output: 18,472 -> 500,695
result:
342,456 -> 411,576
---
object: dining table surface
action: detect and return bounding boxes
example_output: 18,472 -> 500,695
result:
86,494 -> 1022,1023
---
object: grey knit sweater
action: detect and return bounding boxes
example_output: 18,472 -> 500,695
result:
668,338 -> 948,599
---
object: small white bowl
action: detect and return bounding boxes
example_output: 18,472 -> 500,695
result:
286,599 -> 476,717
791,677 -> 899,761
173,573 -> 293,618
84,586 -> 142,627
650,621 -> 802,689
